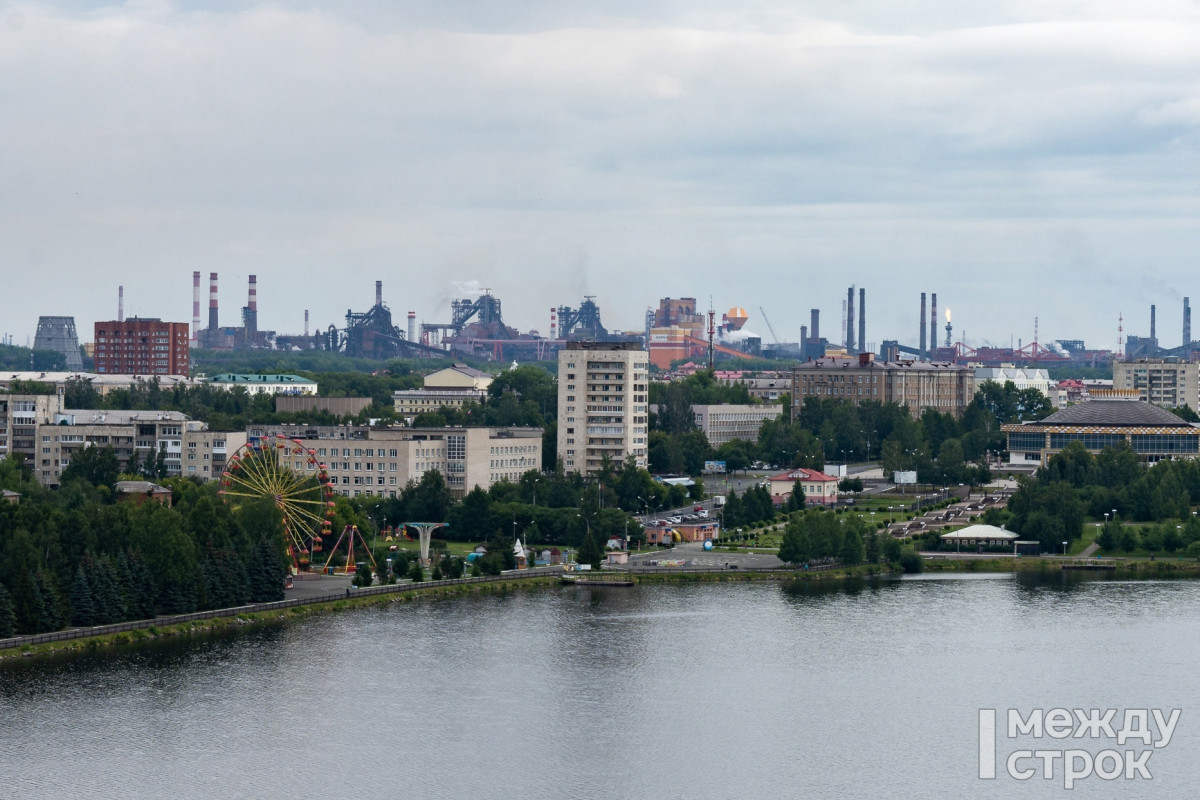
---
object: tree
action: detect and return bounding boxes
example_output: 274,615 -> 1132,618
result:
786,479 -> 807,513
577,528 -> 602,569
249,537 -> 285,602
60,444 -> 120,490
408,561 -> 424,582
840,528 -> 865,565
69,565 -> 96,627
0,582 -> 15,638
778,518 -> 811,564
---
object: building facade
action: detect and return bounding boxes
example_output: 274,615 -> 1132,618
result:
205,374 -> 318,395
245,423 -> 542,499
393,364 -> 493,420
692,404 -> 782,448
974,366 -> 1052,397
767,468 -> 840,506
1002,401 -> 1200,466
94,318 -> 190,377
1113,359 -> 1200,410
557,342 -> 649,475
791,354 -> 975,419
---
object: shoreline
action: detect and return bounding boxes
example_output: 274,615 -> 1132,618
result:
6,559 -> 1200,661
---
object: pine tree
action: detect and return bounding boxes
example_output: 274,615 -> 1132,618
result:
840,528 -> 865,566
127,554 -> 157,620
35,572 -> 63,633
249,538 -> 285,603
0,583 -> 16,638
578,528 -> 602,569
69,566 -> 96,627
408,561 -> 424,582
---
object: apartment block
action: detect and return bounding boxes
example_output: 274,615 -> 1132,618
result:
94,318 -> 190,377
1113,359 -> 1200,410
244,424 -> 542,499
557,342 -> 649,475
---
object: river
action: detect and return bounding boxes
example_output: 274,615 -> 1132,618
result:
2,573 -> 1199,799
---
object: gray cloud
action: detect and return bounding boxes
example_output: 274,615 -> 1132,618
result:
3,1 -> 1200,350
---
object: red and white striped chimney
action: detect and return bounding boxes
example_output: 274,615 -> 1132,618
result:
208,272 -> 219,334
192,271 -> 201,345
550,308 -> 557,340
248,274 -> 257,312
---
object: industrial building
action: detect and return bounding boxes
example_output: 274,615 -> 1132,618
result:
94,318 -> 190,377
791,354 -> 975,419
1113,359 -> 1200,410
692,404 -> 782,448
557,341 -> 649,475
1003,401 -> 1200,466
33,317 -> 84,371
243,423 -> 542,498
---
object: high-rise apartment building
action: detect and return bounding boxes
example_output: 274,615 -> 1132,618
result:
557,342 -> 649,475
94,318 -> 190,377
1113,359 -> 1200,410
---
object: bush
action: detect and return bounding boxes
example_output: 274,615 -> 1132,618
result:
899,550 -> 924,574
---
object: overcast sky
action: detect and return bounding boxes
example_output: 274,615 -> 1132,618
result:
4,1 -> 1200,353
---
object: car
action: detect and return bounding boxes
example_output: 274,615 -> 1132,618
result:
694,505 -> 703,512
697,510 -> 709,518
655,520 -> 670,527
667,516 -> 682,524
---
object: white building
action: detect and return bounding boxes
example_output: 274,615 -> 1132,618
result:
204,374 -> 318,395
973,366 -> 1052,397
692,403 -> 782,448
557,342 -> 649,475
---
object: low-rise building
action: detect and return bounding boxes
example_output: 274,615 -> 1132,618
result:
974,366 -> 1052,397
692,403 -> 782,448
205,374 -> 318,395
244,423 -> 542,499
1003,400 -> 1200,466
393,363 -> 494,421
768,468 -> 840,506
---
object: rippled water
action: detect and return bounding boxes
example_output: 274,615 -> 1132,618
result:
3,574 -> 1199,799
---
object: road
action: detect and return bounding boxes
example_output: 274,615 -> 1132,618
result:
627,541 -> 783,570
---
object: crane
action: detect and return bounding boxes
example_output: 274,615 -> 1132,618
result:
759,306 -> 781,344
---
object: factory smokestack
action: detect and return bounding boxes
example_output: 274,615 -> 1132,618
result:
1186,297 -> 1192,347
930,294 -> 938,359
550,308 -> 558,341
408,311 -> 416,343
810,309 -> 820,342
208,272 -> 219,340
248,275 -> 257,312
1151,304 -> 1157,343
304,309 -> 309,337
118,285 -> 124,323
920,293 -> 927,359
192,271 -> 201,346
244,275 -> 258,338
375,280 -> 383,308
800,325 -> 808,345
846,287 -> 856,353
858,288 -> 866,357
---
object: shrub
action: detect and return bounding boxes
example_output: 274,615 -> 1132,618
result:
899,550 -> 924,574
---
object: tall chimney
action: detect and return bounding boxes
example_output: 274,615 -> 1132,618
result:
304,309 -> 309,337
550,308 -> 558,341
208,272 -> 219,337
920,292 -> 927,359
192,271 -> 201,346
858,287 -> 866,356
846,286 -> 856,353
245,274 -> 258,337
810,308 -> 820,342
375,280 -> 383,307
1185,297 -> 1192,347
407,311 -> 416,343
118,285 -> 124,322
1151,304 -> 1157,343
800,325 -> 808,345
930,293 -> 938,359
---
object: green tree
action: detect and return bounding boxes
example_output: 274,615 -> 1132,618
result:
577,527 -> 602,569
249,537 -> 285,602
0,582 -> 15,638
60,445 -> 120,490
69,564 -> 96,627
840,528 -> 865,565
408,561 -> 424,582
778,518 -> 812,565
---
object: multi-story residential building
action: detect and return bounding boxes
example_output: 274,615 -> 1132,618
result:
557,342 -> 649,475
791,354 -> 975,419
244,424 -> 541,499
393,364 -> 493,420
692,404 -> 782,448
714,370 -> 791,403
1113,359 -> 1200,410
94,318 -> 190,377
0,392 -> 62,463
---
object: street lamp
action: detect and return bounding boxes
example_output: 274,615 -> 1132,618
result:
531,476 -> 541,508
1062,540 -> 1068,556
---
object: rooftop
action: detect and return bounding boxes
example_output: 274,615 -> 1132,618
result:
769,467 -> 838,483
207,374 -> 316,384
1035,401 -> 1192,428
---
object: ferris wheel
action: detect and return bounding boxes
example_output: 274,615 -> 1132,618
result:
218,435 -> 335,571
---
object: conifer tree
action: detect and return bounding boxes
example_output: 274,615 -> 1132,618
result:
69,566 -> 96,627
0,583 -> 17,638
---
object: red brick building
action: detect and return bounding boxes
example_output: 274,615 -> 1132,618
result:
94,318 -> 190,377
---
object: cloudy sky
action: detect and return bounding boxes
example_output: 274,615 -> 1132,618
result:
4,0 -> 1200,353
